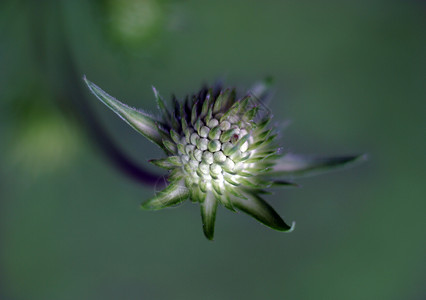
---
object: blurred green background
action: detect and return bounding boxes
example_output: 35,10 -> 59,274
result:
1,0 -> 425,299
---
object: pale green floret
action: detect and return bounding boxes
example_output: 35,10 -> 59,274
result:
200,126 -> 210,137
213,151 -> 227,163
202,151 -> 214,165
208,140 -> 221,152
198,138 -> 208,151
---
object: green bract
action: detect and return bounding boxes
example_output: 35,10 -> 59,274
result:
84,76 -> 365,240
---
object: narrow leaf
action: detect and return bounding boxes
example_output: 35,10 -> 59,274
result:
220,193 -> 236,212
168,168 -> 184,182
223,175 -> 240,186
243,106 -> 259,121
141,182 -> 189,210
163,139 -> 177,154
232,193 -> 294,232
213,89 -> 230,114
167,156 -> 182,166
170,129 -> 180,144
149,158 -> 176,169
205,105 -> 213,125
191,101 -> 198,125
84,77 -> 164,147
219,99 -> 241,123
200,93 -> 212,119
255,116 -> 271,131
270,153 -> 367,177
152,86 -> 171,122
200,192 -> 218,240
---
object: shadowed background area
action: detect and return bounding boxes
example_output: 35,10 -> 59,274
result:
1,0 -> 425,299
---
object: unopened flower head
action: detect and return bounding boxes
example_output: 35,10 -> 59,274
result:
84,76 -> 365,240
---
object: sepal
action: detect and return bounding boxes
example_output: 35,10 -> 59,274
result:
141,182 -> 189,210
200,192 -> 218,240
270,153 -> 367,178
232,192 -> 294,232
84,77 -> 164,148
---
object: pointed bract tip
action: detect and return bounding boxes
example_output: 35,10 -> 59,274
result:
287,221 -> 296,233
152,86 -> 158,95
203,230 -> 215,241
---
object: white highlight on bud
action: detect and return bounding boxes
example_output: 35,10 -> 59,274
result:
223,157 -> 235,170
213,151 -> 226,163
185,144 -> 195,155
202,151 -> 214,164
199,162 -> 210,174
194,149 -> 203,161
198,138 -> 208,151
200,126 -> 210,138
210,163 -> 222,175
240,141 -> 249,152
181,155 -> 190,164
221,142 -> 233,153
209,127 -> 221,140
189,159 -> 199,169
219,121 -> 231,131
208,118 -> 219,128
190,133 -> 199,145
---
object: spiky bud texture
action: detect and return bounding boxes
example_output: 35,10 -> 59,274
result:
84,77 -> 365,240
148,85 -> 296,239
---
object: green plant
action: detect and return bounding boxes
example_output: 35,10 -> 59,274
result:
84,77 -> 365,240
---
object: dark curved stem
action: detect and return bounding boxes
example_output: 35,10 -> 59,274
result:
64,57 -> 165,187
53,5 -> 165,188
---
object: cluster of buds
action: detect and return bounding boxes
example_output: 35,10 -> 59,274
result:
84,77 -> 364,240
